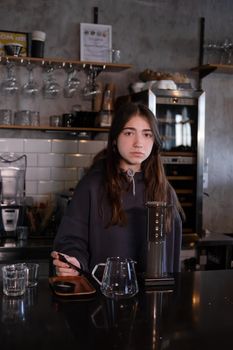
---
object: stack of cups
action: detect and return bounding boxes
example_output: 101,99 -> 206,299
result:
31,31 -> 46,58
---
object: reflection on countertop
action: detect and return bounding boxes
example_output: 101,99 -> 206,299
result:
0,236 -> 54,262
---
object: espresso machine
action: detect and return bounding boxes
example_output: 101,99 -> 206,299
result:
0,153 -> 27,238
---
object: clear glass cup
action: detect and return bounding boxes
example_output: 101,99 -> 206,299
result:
2,263 -> 27,297
14,110 -> 31,126
30,111 -> 40,126
25,263 -> 39,287
112,49 -> 121,63
0,109 -> 13,125
49,115 -> 62,127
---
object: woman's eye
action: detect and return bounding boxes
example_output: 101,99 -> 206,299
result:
123,131 -> 133,136
144,132 -> 153,138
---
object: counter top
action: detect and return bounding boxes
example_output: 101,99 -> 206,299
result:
1,269 -> 233,350
0,237 -> 53,261
196,232 -> 233,246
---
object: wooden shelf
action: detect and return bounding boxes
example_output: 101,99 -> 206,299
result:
0,55 -> 132,72
191,63 -> 233,79
0,125 -> 110,132
167,175 -> 194,180
161,151 -> 196,157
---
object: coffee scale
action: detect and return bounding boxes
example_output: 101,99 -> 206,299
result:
0,153 -> 27,238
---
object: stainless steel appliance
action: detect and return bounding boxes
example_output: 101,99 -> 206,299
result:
127,88 -> 206,243
0,153 -> 27,237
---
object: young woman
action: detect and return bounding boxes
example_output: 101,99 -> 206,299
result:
51,102 -> 183,275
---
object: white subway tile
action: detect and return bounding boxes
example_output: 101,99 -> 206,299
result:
25,181 -> 38,195
51,167 -> 77,181
78,140 -> 106,154
26,167 -> 51,181
38,181 -> 65,194
29,194 -> 51,206
65,154 -> 92,167
38,153 -> 65,167
25,153 -> 38,167
24,139 -> 51,153
51,139 -> 78,154
0,138 -> 24,153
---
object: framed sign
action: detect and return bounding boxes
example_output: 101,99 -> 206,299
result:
0,30 -> 29,57
80,23 -> 112,63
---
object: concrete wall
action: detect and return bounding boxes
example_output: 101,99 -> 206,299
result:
0,0 -> 233,233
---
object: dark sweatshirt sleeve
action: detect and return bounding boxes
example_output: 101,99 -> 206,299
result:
53,176 -> 91,271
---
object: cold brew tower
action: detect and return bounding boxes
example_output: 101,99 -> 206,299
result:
0,153 -> 27,237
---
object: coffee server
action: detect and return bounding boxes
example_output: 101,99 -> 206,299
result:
0,153 -> 27,238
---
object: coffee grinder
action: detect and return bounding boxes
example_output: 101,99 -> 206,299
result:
0,153 -> 27,238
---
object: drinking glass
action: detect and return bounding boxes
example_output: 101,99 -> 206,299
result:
63,65 -> 80,98
42,67 -> 61,99
220,38 -> 233,64
2,263 -> 27,297
21,63 -> 40,98
0,109 -> 13,125
83,65 -> 102,99
0,61 -> 19,96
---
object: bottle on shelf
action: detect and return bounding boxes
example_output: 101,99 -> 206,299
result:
97,83 -> 115,127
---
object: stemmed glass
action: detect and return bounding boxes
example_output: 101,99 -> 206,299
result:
21,62 -> 40,98
83,65 -> 102,99
0,61 -> 19,96
42,66 -> 61,99
220,38 -> 233,64
63,64 -> 80,98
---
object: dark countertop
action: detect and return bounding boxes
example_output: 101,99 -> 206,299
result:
1,269 -> 233,350
0,237 -> 54,261
196,232 -> 233,246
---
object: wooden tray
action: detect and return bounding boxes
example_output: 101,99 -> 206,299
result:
49,275 -> 96,297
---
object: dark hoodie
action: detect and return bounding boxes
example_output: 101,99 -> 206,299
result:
53,161 -> 182,273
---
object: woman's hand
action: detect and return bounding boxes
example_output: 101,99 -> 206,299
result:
51,251 -> 81,276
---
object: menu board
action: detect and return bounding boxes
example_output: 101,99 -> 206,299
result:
80,23 -> 112,63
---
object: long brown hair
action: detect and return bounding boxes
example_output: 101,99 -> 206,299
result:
92,102 -> 183,229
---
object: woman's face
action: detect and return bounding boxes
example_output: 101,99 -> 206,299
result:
116,114 -> 154,172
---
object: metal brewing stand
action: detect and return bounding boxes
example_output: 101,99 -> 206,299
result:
143,201 -> 175,288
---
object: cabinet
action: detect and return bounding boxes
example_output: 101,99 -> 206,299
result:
130,88 -> 205,244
